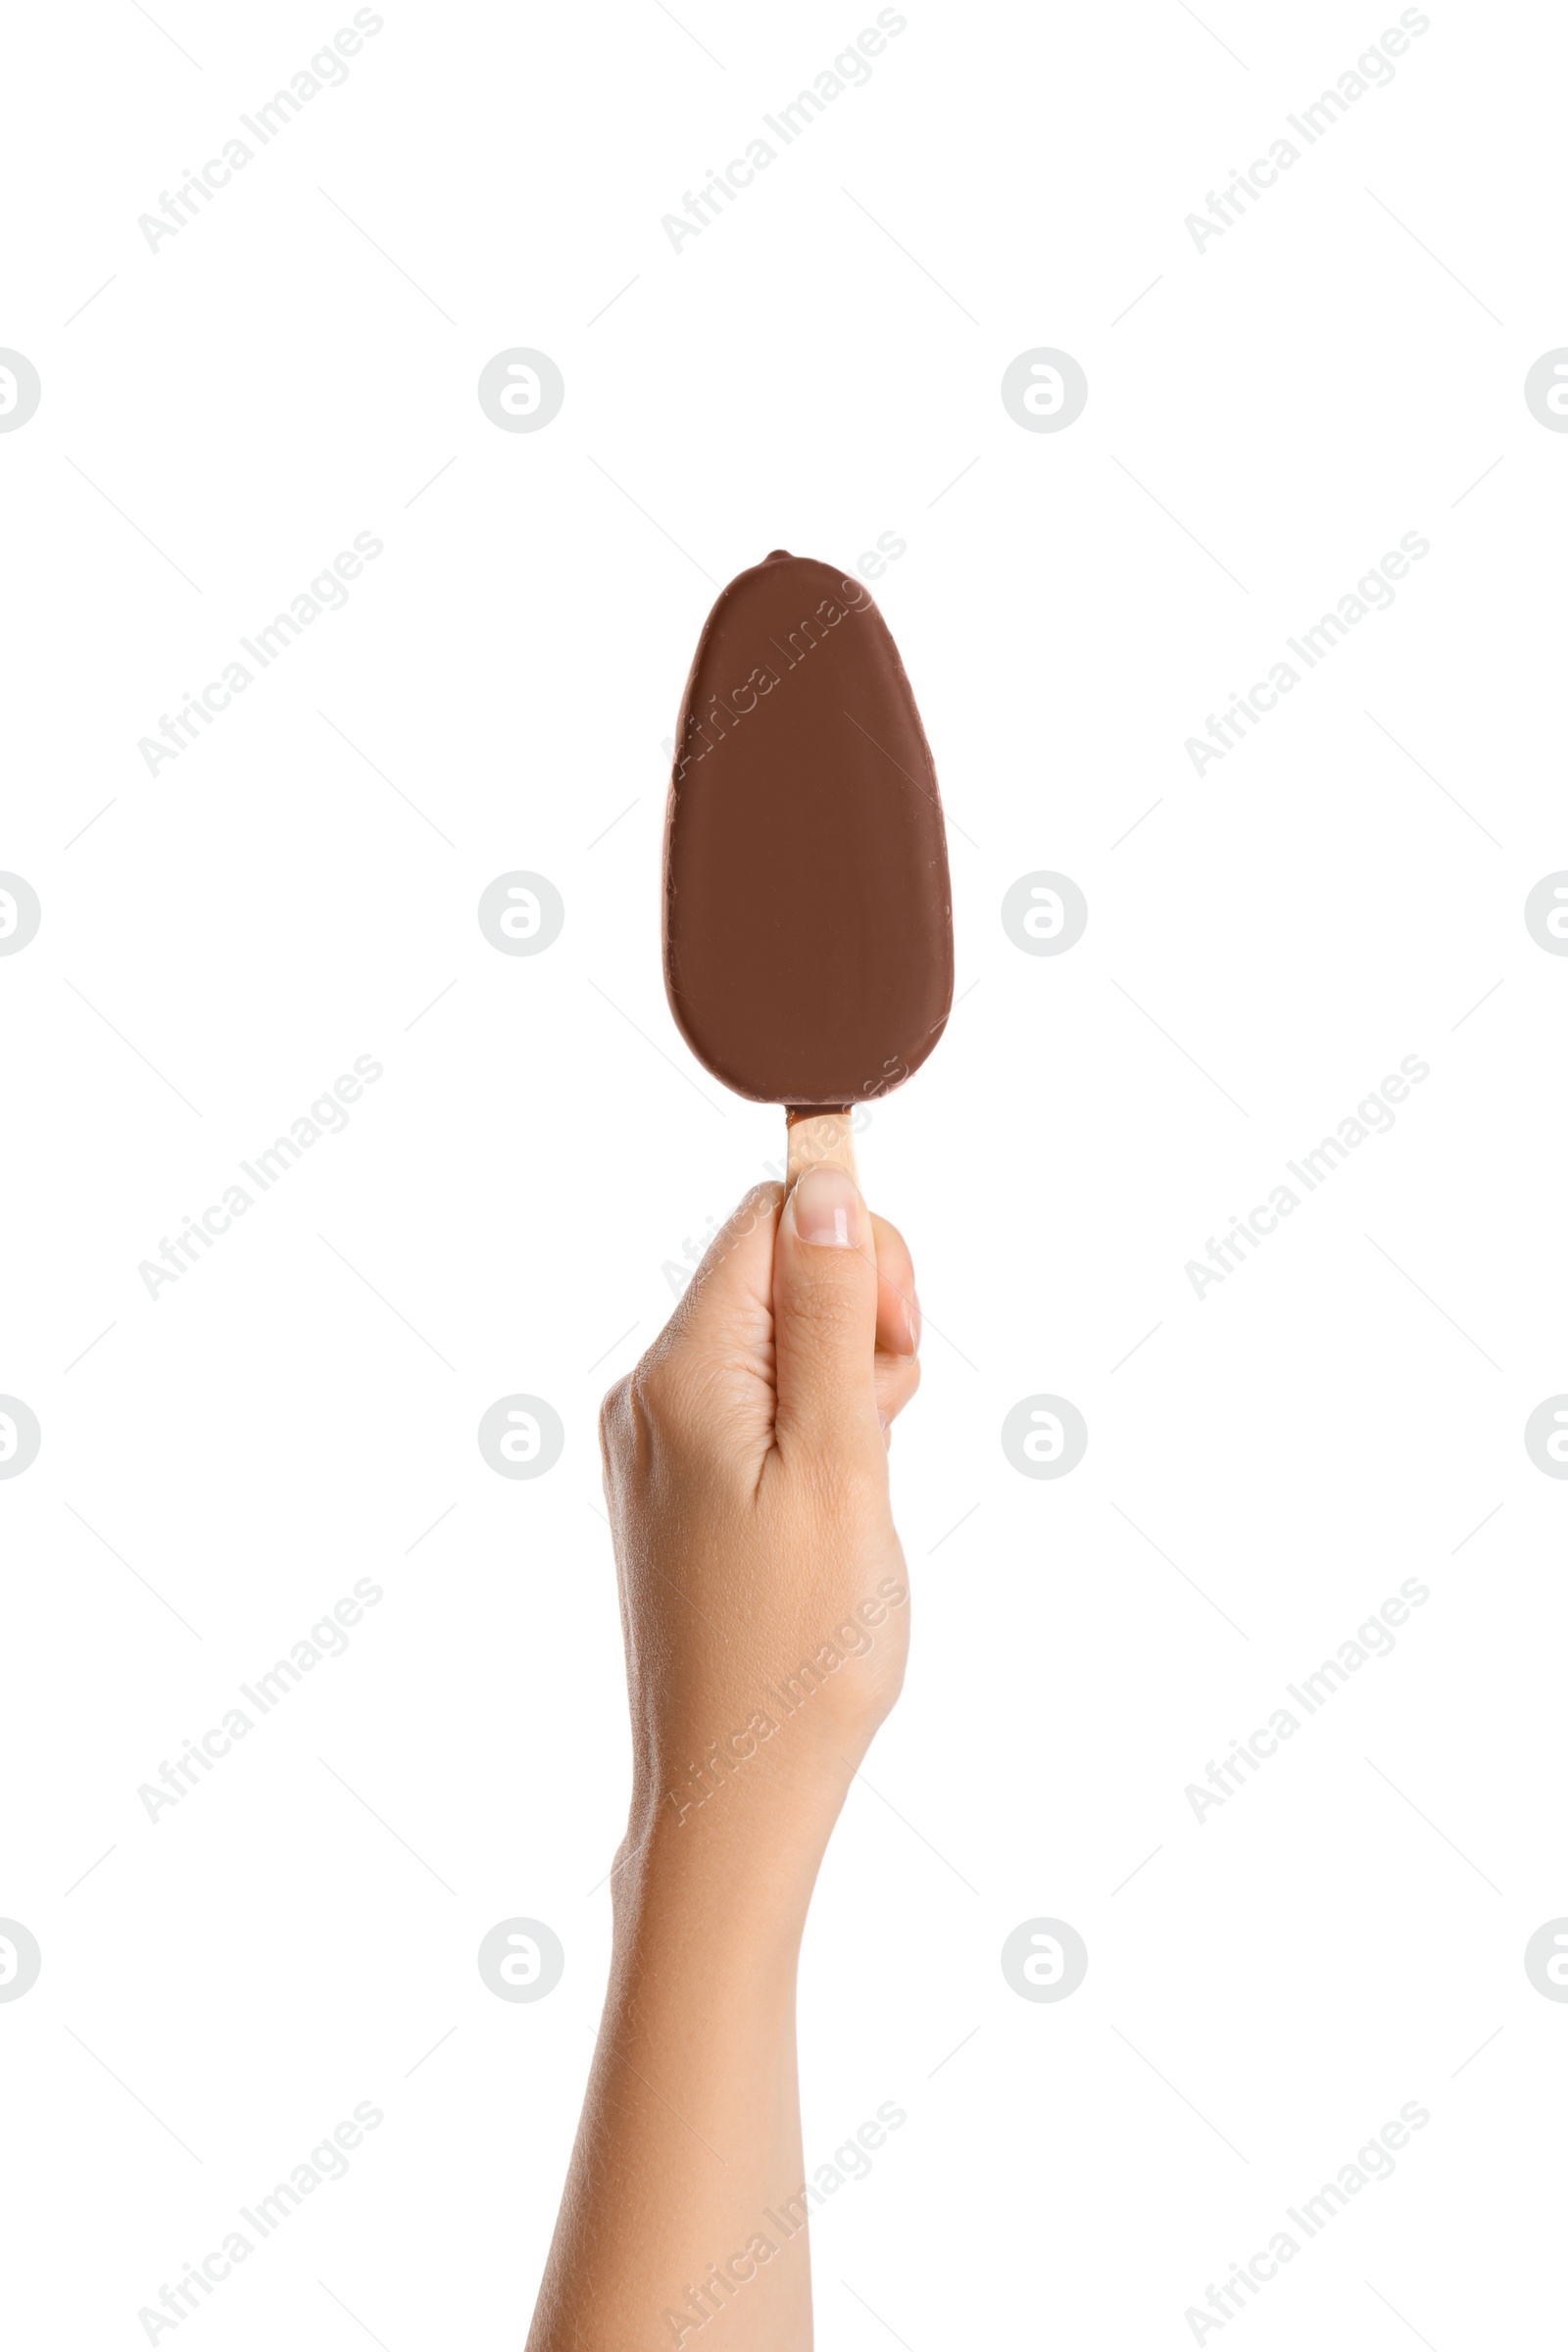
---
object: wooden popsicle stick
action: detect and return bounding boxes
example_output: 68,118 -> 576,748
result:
785,1109 -> 858,1187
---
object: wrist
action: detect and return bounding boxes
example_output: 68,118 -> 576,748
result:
612,1753 -> 847,1947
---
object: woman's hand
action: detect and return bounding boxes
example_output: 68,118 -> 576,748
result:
601,1165 -> 922,1885
527,1166 -> 922,2351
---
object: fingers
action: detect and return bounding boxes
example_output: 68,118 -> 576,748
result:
874,1349 -> 921,1432
772,1165 -> 881,1461
662,1183 -> 782,1349
605,1185 -> 784,1479
870,1208 -> 921,1432
619,1176 -> 923,1472
658,1193 -> 918,1373
869,1210 -> 920,1359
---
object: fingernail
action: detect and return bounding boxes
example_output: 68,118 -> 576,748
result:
791,1164 -> 860,1248
906,1291 -> 922,1354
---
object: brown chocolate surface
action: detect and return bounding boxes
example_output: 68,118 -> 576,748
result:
662,551 -> 953,1110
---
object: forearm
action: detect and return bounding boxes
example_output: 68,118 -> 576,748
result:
527,1811 -> 830,2351
529,1172 -> 916,2347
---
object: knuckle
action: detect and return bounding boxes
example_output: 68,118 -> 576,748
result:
597,1376 -> 631,1479
629,1353 -> 675,1428
598,1371 -> 628,1430
600,1352 -> 672,1471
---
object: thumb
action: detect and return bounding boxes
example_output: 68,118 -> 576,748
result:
772,1164 -> 881,1459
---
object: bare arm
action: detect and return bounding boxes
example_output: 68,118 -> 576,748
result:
527,1167 -> 921,2351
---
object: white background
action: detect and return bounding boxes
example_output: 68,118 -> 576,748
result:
3,1 -> 1565,2344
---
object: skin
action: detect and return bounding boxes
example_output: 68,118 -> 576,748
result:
526,1163 -> 921,2351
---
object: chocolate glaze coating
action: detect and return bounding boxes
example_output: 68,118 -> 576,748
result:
662,551 -> 954,1111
